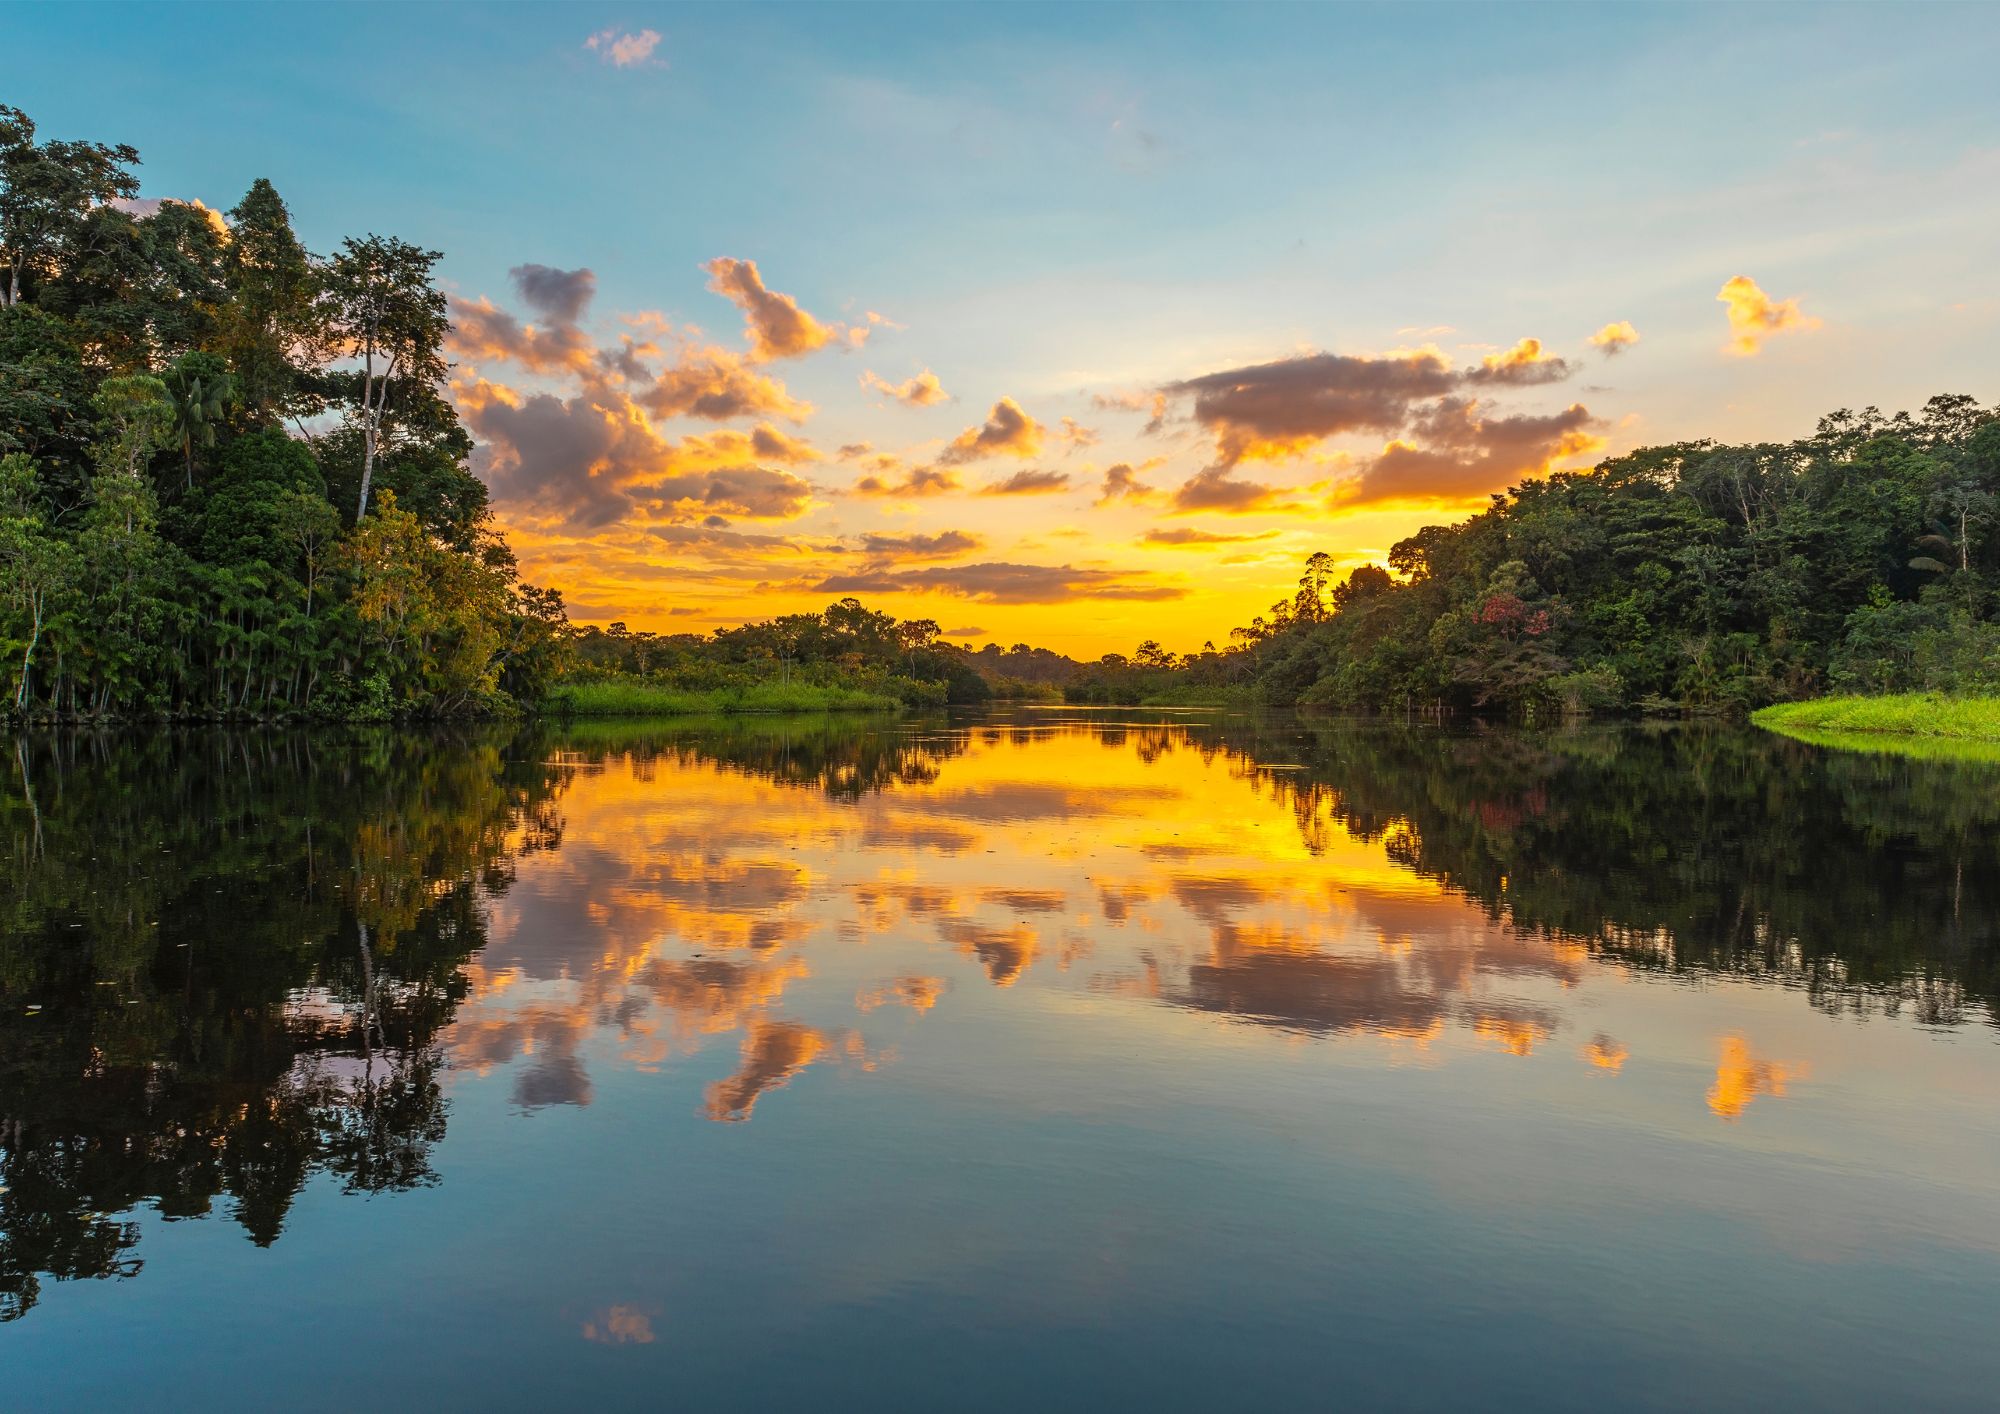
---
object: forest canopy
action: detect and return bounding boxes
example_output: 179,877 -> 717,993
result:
0,105 -> 565,718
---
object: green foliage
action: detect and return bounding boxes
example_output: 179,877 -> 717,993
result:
1115,394 -> 2000,718
0,106 -> 568,721
545,678 -> 904,716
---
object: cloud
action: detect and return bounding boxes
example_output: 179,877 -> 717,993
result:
1340,398 -> 1602,507
455,375 -> 815,528
981,469 -> 1070,495
856,529 -> 983,561
937,397 -> 1044,464
1464,337 -> 1572,386
1717,275 -> 1820,356
703,1019 -> 861,1122
636,344 -> 812,422
646,466 -> 814,520
448,296 -> 595,375
581,1306 -> 657,1346
860,368 -> 950,406
1057,417 -> 1098,454
1097,461 -> 1157,505
1166,349 -> 1458,465
1170,465 -> 1286,514
941,625 -> 985,638
1092,389 -> 1169,435
813,561 -> 1184,604
510,263 -> 596,325
703,257 -> 833,361
1588,320 -> 1640,356
585,27 -> 664,68
850,463 -> 960,497
1142,527 -> 1279,546
111,196 -> 230,239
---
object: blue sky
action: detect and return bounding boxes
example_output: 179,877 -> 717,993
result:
10,2 -> 2000,648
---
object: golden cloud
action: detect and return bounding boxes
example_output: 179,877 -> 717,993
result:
1588,320 -> 1640,356
703,256 -> 834,362
1466,336 -> 1572,385
860,368 -> 951,406
850,462 -> 960,497
1097,461 -> 1158,505
938,397 -> 1045,464
1717,275 -> 1820,356
981,469 -> 1070,495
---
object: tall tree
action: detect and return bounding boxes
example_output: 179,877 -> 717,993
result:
221,179 -> 316,421
314,236 -> 448,522
0,106 -> 140,309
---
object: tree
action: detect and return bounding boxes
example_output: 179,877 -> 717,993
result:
0,453 -> 75,710
90,375 -> 174,495
221,179 -> 316,421
0,106 -> 140,308
314,236 -> 449,522
161,351 -> 235,491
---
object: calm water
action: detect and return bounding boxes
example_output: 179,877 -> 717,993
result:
3,711 -> 1997,1410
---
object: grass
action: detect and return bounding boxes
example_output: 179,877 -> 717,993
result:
1752,693 -> 2000,740
544,680 -> 901,716
1136,684 -> 1252,708
1753,694 -> 2000,763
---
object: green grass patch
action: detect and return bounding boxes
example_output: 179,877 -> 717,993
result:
1136,684 -> 1251,708
544,680 -> 900,716
1753,693 -> 2000,741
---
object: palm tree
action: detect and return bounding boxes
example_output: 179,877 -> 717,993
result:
161,351 -> 235,491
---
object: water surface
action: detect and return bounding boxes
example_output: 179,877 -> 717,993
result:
4,712 -> 1998,1409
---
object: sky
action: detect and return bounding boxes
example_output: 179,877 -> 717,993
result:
9,1 -> 2000,655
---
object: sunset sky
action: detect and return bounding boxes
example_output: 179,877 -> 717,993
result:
14,2 -> 2000,654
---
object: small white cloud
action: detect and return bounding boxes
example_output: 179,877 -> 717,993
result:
584,27 -> 664,68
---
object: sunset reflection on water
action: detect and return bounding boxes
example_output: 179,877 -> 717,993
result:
6,712 -> 2000,1410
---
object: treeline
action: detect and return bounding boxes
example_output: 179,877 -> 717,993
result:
1073,395 -> 2000,714
571,598 -> 1059,706
0,105 -> 567,720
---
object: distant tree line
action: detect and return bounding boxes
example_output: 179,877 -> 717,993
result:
571,598 -> 1024,706
0,105 -> 567,719
1071,395 -> 2000,714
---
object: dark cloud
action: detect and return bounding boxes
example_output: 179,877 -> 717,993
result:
647,465 -> 813,520
635,346 -> 811,422
1169,466 -> 1285,514
448,297 -> 594,374
856,529 -> 983,560
1166,350 -> 1457,465
1341,399 -> 1600,507
1461,337 -> 1573,386
462,387 -> 631,527
1174,953 -> 1446,1037
938,397 -> 1044,464
1164,342 -> 1579,467
1097,461 -> 1156,504
1143,527 -> 1279,546
509,263 -> 596,325
851,464 -> 960,497
981,469 -> 1070,495
941,625 -> 985,638
813,561 -> 1184,604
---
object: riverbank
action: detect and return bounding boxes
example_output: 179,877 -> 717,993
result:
1753,694 -> 2000,741
542,680 -> 902,716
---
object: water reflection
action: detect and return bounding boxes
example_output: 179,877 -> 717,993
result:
2,712 -> 1997,1326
